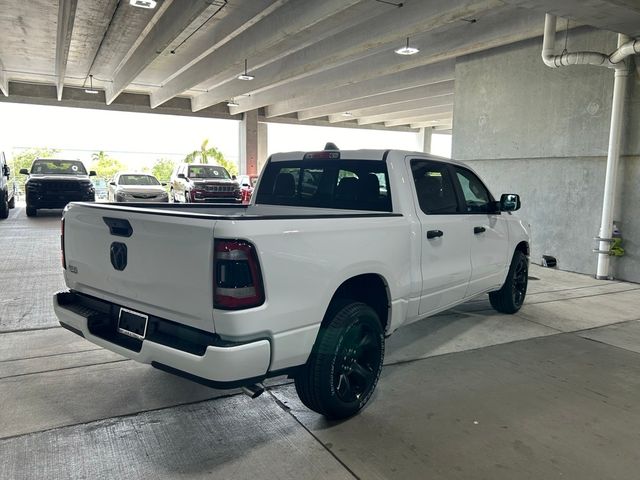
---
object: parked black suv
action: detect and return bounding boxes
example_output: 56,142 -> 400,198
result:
1,152 -> 16,219
21,159 -> 96,217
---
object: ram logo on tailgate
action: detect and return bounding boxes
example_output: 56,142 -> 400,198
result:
110,242 -> 128,271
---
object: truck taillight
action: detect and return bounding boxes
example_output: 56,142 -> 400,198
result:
61,218 -> 66,269
214,239 -> 264,310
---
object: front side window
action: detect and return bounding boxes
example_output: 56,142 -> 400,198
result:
31,159 -> 87,175
411,160 -> 459,215
454,167 -> 494,213
256,159 -> 392,212
187,165 -> 230,179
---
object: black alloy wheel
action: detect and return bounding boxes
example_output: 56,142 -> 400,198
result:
512,253 -> 528,309
294,300 -> 385,419
489,250 -> 528,314
334,321 -> 381,403
0,192 -> 8,219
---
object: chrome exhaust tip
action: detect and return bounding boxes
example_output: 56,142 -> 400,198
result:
241,383 -> 265,399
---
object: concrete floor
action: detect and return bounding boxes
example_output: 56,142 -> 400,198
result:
1,205 -> 640,479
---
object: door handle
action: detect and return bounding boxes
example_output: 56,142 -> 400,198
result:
474,226 -> 486,234
427,229 -> 443,239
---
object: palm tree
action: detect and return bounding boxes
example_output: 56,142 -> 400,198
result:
184,139 -> 238,175
184,139 -> 224,164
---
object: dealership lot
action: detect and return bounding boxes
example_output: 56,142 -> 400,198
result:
2,206 -> 639,479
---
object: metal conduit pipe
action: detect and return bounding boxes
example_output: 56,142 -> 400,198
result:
540,14 -> 635,279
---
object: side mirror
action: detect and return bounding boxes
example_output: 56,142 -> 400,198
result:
161,182 -> 167,186
89,170 -> 97,176
4,166 -> 10,177
109,181 -> 116,186
20,168 -> 30,175
500,193 -> 521,212
177,173 -> 186,179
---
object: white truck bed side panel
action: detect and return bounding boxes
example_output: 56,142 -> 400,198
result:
212,215 -> 413,369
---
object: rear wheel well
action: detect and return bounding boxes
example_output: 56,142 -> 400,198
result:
327,274 -> 390,331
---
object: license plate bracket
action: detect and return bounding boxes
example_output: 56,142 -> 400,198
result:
117,307 -> 148,340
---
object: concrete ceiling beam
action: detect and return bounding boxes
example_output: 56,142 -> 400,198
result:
105,0 -> 212,105
190,1 -> 383,109
150,0 -> 362,108
241,6 -> 545,116
261,60 -> 456,118
298,81 -> 455,121
385,114 -> 454,128
55,0 -> 78,101
198,0 -> 502,112
503,0 -> 640,37
411,122 -> 453,129
331,95 -> 454,124
357,104 -> 454,126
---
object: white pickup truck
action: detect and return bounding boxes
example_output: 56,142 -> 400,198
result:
54,149 -> 530,419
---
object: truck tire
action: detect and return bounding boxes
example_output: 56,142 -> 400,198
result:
26,205 -> 37,217
294,300 -> 385,419
0,192 -> 8,219
489,250 -> 528,314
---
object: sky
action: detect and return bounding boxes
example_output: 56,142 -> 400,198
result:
0,102 -> 451,170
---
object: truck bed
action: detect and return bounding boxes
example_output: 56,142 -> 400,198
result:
72,201 -> 402,219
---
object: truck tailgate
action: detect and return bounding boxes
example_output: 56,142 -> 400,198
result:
63,204 -> 216,332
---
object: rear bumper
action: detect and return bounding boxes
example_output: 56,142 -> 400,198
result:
53,291 -> 271,387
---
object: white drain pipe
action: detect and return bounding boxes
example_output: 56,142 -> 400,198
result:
596,36 -> 630,279
541,14 -> 635,279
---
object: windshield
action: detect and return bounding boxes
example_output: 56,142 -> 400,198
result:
118,174 -> 160,186
255,159 -> 392,212
187,165 -> 230,179
31,159 -> 87,175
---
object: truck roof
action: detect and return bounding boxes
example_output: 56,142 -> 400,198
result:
269,149 -> 466,166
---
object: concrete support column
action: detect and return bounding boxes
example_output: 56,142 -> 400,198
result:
239,110 -> 258,175
257,121 -> 268,173
420,127 -> 433,154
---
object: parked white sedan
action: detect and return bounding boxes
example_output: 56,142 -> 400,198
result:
108,173 -> 169,203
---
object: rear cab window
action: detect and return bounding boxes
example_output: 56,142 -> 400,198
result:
255,159 -> 392,212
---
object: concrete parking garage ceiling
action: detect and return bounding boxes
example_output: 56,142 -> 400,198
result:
0,0 -> 639,131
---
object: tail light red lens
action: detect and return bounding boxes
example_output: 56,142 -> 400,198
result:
214,239 -> 264,310
61,218 -> 66,269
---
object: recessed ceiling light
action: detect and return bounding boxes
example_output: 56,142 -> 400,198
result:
227,99 -> 239,107
129,0 -> 157,9
342,112 -> 354,117
237,59 -> 255,81
395,37 -> 419,56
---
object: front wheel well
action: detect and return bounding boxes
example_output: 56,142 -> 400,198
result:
327,274 -> 390,331
515,241 -> 529,257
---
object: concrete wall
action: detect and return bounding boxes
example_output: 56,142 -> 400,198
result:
453,27 -> 640,282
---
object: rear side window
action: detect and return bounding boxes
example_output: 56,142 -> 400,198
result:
411,160 -> 460,215
255,160 -> 392,212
